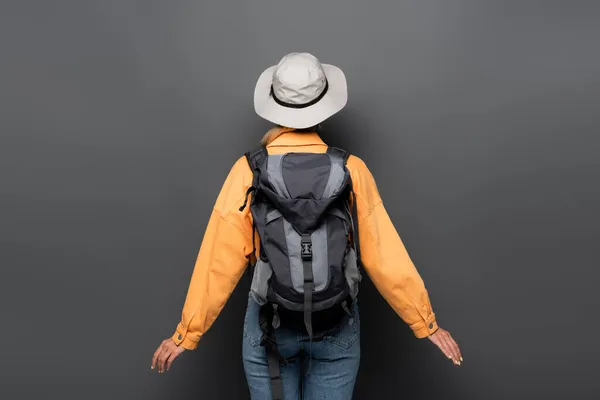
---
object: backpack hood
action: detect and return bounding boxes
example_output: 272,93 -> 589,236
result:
256,152 -> 351,234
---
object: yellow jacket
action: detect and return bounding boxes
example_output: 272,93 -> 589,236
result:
172,132 -> 438,350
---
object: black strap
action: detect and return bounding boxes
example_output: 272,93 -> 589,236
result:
259,305 -> 285,400
270,80 -> 329,109
242,145 -> 268,214
326,146 -> 350,162
245,146 -> 269,187
242,146 -> 269,273
245,221 -> 257,279
239,186 -> 254,212
266,348 -> 283,400
350,185 -> 361,265
301,234 -> 314,340
327,146 -> 361,266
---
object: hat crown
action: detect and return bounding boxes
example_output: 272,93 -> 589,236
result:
272,53 -> 327,106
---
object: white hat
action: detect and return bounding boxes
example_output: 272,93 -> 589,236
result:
254,52 -> 347,129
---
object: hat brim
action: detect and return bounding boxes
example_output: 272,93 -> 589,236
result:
254,64 -> 347,129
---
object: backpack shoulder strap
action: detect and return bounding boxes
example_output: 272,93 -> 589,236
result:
326,146 -> 350,163
239,145 -> 267,213
240,146 -> 269,269
327,146 -> 362,266
245,145 -> 269,185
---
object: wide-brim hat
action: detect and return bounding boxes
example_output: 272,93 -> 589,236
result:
254,52 -> 347,129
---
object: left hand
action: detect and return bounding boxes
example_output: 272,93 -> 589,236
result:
428,327 -> 463,366
151,338 -> 186,373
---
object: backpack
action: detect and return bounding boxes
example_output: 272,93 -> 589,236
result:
239,145 -> 362,399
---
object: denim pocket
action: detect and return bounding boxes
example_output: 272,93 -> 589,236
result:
324,303 -> 360,350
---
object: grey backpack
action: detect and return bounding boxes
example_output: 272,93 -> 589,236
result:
240,146 -> 362,335
239,145 -> 362,399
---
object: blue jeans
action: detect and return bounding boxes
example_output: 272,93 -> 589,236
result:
242,295 -> 361,400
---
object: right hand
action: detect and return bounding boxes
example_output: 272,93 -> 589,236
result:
151,338 -> 186,373
427,327 -> 463,366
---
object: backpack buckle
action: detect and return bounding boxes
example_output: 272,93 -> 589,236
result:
301,235 -> 312,260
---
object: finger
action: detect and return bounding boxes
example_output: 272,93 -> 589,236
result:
161,350 -> 175,373
433,332 -> 453,361
151,343 -> 164,370
447,333 -> 463,362
446,334 -> 461,364
441,333 -> 460,365
166,350 -> 180,371
158,347 -> 170,373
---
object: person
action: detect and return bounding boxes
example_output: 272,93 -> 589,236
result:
151,52 -> 462,399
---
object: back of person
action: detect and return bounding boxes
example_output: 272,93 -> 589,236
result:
151,52 -> 462,400
243,131 -> 363,400
242,136 -> 361,336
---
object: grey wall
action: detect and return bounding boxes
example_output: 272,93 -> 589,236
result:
2,1 -> 599,399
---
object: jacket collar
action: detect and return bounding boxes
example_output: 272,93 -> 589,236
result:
267,132 -> 326,148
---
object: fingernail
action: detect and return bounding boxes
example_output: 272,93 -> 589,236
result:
151,366 -> 154,370
460,357 -> 463,362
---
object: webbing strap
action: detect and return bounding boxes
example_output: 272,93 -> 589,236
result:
326,146 -> 350,162
266,346 -> 283,400
303,265 -> 314,340
245,146 -> 268,184
326,146 -> 361,265
247,222 -> 257,277
350,186 -> 361,265
301,234 -> 314,340
242,145 -> 268,274
259,306 -> 285,400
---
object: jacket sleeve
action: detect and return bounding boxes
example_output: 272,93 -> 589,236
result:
171,156 -> 254,350
348,155 -> 439,338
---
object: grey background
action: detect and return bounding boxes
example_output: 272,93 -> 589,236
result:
1,1 -> 599,399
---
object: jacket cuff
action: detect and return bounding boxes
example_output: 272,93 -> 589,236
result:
410,313 -> 439,338
172,328 -> 201,350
